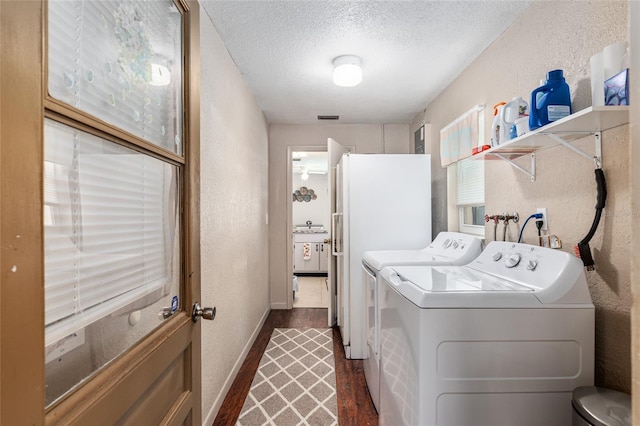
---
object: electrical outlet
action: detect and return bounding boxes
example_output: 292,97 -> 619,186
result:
537,208 -> 548,231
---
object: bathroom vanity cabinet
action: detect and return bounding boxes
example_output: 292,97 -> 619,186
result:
293,232 -> 329,273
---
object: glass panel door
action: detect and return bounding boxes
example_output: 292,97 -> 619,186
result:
48,0 -> 183,154
44,119 -> 181,405
45,0 -> 185,407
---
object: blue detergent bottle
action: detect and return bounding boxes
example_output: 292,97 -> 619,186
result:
529,69 -> 572,130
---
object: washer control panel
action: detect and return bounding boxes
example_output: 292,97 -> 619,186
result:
469,241 -> 579,289
487,246 -> 539,272
426,232 -> 483,259
363,232 -> 483,272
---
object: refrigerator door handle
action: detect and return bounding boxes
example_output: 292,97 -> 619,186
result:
332,212 -> 342,255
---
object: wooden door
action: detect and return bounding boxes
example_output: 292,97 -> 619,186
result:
0,1 -> 202,424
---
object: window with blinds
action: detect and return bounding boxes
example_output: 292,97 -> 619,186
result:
47,0 -> 183,154
44,119 -> 179,346
457,158 -> 484,205
457,157 -> 485,234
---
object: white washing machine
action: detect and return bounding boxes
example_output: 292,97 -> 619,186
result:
361,232 -> 483,412
378,241 -> 595,426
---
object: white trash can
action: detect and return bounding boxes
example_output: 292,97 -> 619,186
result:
572,386 -> 631,426
292,275 -> 299,299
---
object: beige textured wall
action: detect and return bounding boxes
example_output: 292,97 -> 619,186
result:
383,124 -> 411,154
413,0 -> 631,392
200,9 -> 271,423
412,110 -> 448,236
268,124 -> 409,308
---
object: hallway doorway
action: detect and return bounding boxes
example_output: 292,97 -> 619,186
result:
291,150 -> 329,308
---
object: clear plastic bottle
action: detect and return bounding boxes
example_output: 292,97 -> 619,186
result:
490,101 -> 506,146
499,97 -> 529,143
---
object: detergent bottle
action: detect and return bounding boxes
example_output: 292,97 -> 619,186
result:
490,102 -> 506,146
529,69 -> 572,130
499,97 -> 529,143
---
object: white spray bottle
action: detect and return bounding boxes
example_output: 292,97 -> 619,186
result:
491,102 -> 506,146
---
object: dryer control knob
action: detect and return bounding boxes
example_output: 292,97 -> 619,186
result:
443,238 -> 452,248
492,252 -> 503,261
505,253 -> 522,268
452,241 -> 459,249
527,259 -> 538,271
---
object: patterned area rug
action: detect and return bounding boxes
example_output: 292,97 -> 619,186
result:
236,328 -> 338,425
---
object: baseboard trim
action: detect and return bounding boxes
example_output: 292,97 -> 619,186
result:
270,302 -> 288,310
202,304 -> 271,425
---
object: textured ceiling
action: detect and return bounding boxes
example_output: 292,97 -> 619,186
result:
201,1 -> 531,125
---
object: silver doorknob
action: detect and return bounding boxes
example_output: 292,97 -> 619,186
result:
192,302 -> 216,322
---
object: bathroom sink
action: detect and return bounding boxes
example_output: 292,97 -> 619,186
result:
294,225 -> 326,233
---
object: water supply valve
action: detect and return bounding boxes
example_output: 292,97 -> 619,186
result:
503,212 -> 519,223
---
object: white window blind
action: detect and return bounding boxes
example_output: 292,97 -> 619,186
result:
47,0 -> 183,154
457,158 -> 485,206
44,119 -> 178,346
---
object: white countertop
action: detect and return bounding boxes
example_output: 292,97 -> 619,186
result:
293,229 -> 327,234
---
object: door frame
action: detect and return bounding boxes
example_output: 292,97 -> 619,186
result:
0,1 -> 46,423
631,2 -> 639,421
0,1 -> 202,423
286,145 -> 327,309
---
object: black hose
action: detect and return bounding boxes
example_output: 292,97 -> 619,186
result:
579,169 -> 607,246
595,168 -> 607,209
578,168 -> 607,270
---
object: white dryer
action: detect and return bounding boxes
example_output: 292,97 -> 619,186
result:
378,241 -> 595,426
361,232 -> 483,412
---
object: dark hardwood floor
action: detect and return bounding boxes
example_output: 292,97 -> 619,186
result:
212,308 -> 378,425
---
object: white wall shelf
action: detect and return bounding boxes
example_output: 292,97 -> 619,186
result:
475,105 -> 629,181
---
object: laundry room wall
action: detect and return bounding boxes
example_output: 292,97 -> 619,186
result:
269,124 -> 410,308
412,0 -> 631,393
200,7 -> 271,423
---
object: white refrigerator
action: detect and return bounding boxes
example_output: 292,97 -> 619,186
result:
333,153 -> 431,359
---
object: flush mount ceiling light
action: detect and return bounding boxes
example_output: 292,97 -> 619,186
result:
333,55 -> 362,87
